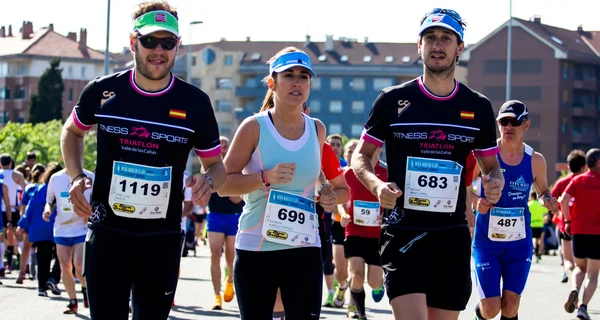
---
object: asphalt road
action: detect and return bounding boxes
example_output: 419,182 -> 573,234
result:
1,245 -> 598,319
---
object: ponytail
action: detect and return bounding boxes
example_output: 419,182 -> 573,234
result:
259,88 -> 275,112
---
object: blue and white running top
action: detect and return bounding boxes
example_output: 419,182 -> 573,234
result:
235,111 -> 321,252
473,144 -> 534,248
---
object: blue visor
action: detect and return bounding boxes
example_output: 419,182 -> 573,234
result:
419,13 -> 464,40
269,51 -> 317,77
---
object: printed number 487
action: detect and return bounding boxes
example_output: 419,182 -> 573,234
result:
497,218 -> 517,227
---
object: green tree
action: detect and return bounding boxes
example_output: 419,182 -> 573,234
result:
0,120 -> 97,171
29,58 -> 64,124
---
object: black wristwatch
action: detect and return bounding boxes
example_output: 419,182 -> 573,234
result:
204,174 -> 214,190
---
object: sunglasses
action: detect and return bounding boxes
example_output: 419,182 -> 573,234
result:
425,8 -> 463,25
137,36 -> 179,50
499,118 -> 525,127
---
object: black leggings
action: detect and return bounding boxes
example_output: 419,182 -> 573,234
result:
84,227 -> 182,320
234,247 -> 323,320
34,241 -> 61,291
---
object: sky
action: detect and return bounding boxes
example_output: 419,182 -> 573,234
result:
3,0 -> 600,53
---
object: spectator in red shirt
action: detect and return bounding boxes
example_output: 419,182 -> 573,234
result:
551,149 -> 587,283
561,148 -> 600,320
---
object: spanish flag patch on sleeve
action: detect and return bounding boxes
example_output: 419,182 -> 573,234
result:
460,111 -> 474,120
169,109 -> 186,119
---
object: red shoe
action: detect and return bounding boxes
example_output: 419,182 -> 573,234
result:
63,300 -> 78,314
16,272 -> 26,284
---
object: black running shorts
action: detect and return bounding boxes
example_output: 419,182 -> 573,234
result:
331,221 -> 345,245
344,236 -> 381,266
572,234 -> 600,260
379,226 -> 472,311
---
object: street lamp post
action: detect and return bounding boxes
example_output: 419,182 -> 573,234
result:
104,0 -> 111,75
187,21 -> 203,84
506,0 -> 512,101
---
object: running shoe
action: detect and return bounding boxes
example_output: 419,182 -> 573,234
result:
224,282 -> 235,302
63,299 -> 78,314
38,290 -> 48,297
347,300 -> 360,319
212,295 -> 222,310
0,268 -> 5,277
334,285 -> 348,308
561,272 -> 569,283
47,280 -> 61,296
577,307 -> 591,320
16,271 -> 26,284
372,286 -> 385,303
564,289 -> 579,313
323,292 -> 335,307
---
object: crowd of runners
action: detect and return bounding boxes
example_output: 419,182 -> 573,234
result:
1,1 -> 599,320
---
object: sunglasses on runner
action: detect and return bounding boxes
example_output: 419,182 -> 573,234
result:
137,36 -> 179,50
499,118 -> 525,127
425,8 -> 463,25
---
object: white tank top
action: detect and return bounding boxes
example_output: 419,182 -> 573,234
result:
0,169 -> 21,212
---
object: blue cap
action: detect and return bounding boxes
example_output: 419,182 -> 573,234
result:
419,13 -> 464,41
269,51 -> 317,77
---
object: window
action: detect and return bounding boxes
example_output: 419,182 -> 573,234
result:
329,101 -> 343,113
308,100 -> 321,113
573,90 -> 593,107
572,143 -> 592,153
68,88 -> 73,102
191,56 -> 196,66
561,117 -> 568,134
351,124 -> 363,137
245,78 -> 257,87
562,89 -> 569,104
329,123 -> 342,134
81,66 -> 86,80
0,87 -> 4,99
572,117 -> 594,137
219,123 -> 232,136
16,63 -> 27,76
311,78 -> 321,90
0,112 -> 7,123
68,65 -> 73,78
17,111 -> 25,123
330,78 -> 343,90
216,78 -> 233,89
373,78 -> 393,91
351,78 -> 365,90
527,113 -> 540,128
4,88 -> 10,100
562,62 -> 569,79
216,100 -> 233,112
483,59 -> 542,74
191,78 -> 201,88
224,55 -> 234,65
15,87 -> 26,99
483,86 -> 542,101
351,101 -> 365,114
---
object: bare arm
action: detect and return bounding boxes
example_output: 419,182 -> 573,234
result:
199,154 -> 226,192
328,174 -> 349,205
351,140 -> 383,195
13,171 -> 26,189
182,201 -> 194,218
61,115 -> 88,181
475,154 -> 505,204
2,184 -> 11,218
476,154 -> 503,185
218,118 -> 262,196
531,152 -> 556,211
560,193 -> 571,222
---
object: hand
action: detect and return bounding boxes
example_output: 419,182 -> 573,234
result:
16,227 -> 25,238
6,221 -> 12,228
186,174 -> 212,206
482,175 -> 503,204
317,184 -> 337,213
69,176 -> 93,218
543,196 -> 559,213
340,214 -> 351,228
477,198 -> 492,214
565,222 -> 572,237
265,163 -> 296,185
376,182 -> 402,209
42,210 -> 52,222
376,214 -> 383,225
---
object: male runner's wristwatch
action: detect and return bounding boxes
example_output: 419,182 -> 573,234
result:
204,174 -> 214,190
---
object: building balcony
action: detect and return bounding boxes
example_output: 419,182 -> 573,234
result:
235,85 -> 261,98
573,78 -> 598,91
571,131 -> 596,144
570,103 -> 597,117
